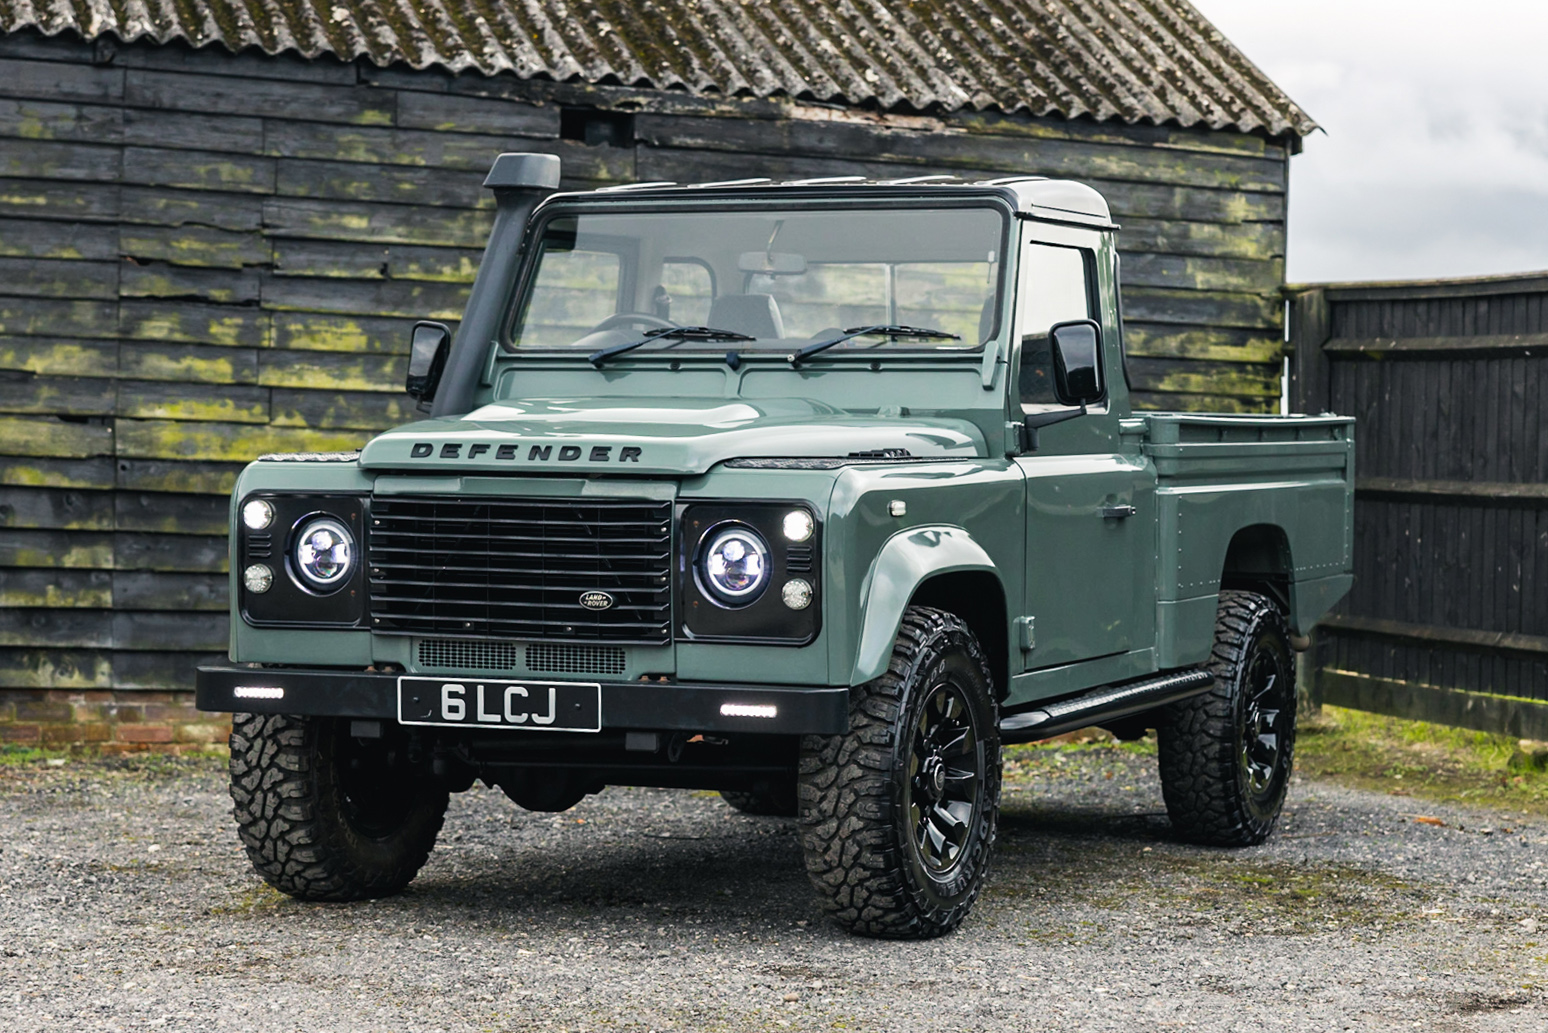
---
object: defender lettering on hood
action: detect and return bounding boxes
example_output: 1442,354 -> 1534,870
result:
409,442 -> 643,463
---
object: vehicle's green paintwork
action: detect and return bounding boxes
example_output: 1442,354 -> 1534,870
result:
225,179 -> 1354,712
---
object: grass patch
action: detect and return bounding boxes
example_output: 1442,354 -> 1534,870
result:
0,744 -> 72,766
1297,705 -> 1548,817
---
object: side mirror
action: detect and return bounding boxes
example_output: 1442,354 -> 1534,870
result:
406,321 -> 452,407
1049,319 -> 1104,405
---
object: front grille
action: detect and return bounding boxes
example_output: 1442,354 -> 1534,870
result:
418,639 -> 520,671
370,496 -> 672,643
526,643 -> 626,676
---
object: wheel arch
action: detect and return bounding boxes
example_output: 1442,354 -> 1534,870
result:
848,526 -> 1008,692
1219,522 -> 1293,616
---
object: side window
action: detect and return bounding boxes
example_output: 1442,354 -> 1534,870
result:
1018,243 -> 1095,409
514,248 -> 622,348
660,259 -> 715,326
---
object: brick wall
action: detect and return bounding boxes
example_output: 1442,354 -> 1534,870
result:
0,689 -> 228,754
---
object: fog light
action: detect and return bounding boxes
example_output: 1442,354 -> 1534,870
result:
242,498 -> 273,530
243,563 -> 273,593
781,578 -> 813,610
782,509 -> 814,542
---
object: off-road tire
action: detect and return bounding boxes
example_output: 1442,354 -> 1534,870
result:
1157,590 -> 1296,846
229,713 -> 449,901
720,782 -> 798,817
798,607 -> 1001,939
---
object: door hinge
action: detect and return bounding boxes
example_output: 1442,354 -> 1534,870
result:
1014,616 -> 1036,652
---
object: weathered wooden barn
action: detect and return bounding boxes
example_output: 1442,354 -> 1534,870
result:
0,0 -> 1314,746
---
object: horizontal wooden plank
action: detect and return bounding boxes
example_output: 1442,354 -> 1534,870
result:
1322,332 -> 1548,356
1355,477 -> 1548,504
1127,357 -> 1280,397
1130,390 -> 1273,413
1316,272 -> 1548,302
114,418 -> 369,463
0,256 -> 119,298
112,570 -> 229,612
0,456 -> 116,490
0,568 -> 112,608
0,338 -> 118,377
273,159 -> 489,208
0,486 -> 114,530
950,107 -> 1283,159
1321,615 -> 1548,657
1119,218 -> 1283,261
113,40 -> 358,86
122,146 -> 276,195
115,459 -> 243,495
117,380 -> 271,423
271,312 -> 422,355
634,114 -> 1288,192
271,238 -> 483,283
0,373 -> 116,416
0,608 -> 110,648
121,107 -> 265,153
0,528 -> 113,568
1121,252 -> 1283,294
0,648 -> 113,690
125,68 -> 394,127
118,343 -> 260,385
269,387 -> 415,430
395,90 -> 558,137
258,350 -> 406,392
261,196 -> 493,247
119,262 -> 263,304
261,122 -> 633,181
0,609 -> 228,651
120,224 -> 269,269
0,96 -> 122,144
120,186 -> 264,231
0,138 -> 120,180
0,33 -> 98,64
0,215 -> 118,259
112,649 -> 228,691
1121,287 -> 1281,330
115,532 -> 229,573
0,58 -> 123,104
115,491 -> 231,535
0,415 -> 114,458
119,299 -> 270,347
0,178 -> 120,221
1319,670 -> 1548,741
1123,324 -> 1282,364
260,276 -> 469,320
0,297 -> 118,339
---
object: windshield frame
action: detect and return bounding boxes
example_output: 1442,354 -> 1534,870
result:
499,193 -> 1016,361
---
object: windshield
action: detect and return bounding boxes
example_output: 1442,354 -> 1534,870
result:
507,204 -> 1007,356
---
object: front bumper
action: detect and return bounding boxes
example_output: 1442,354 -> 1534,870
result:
196,665 -> 850,735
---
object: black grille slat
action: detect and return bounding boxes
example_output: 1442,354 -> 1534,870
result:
369,496 -> 673,643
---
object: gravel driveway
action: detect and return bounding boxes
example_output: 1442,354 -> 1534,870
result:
1,742 -> 1545,1032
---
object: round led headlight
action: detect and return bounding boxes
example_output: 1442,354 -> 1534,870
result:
242,563 -> 273,594
292,516 -> 355,590
698,525 -> 770,605
782,509 -> 814,543
242,498 -> 274,531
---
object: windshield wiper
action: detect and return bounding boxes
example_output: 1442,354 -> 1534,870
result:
589,326 -> 755,368
787,324 -> 960,368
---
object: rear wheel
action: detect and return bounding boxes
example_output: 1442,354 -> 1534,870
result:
799,607 -> 1001,939
1157,590 -> 1296,846
228,714 -> 448,900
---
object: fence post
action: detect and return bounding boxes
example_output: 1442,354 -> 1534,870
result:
1286,287 -> 1331,414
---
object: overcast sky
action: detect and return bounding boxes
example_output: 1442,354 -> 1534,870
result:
1194,0 -> 1548,284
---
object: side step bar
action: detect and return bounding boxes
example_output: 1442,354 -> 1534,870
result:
999,668 -> 1215,743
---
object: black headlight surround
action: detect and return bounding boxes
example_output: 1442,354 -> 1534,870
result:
678,501 -> 820,645
239,493 -> 367,628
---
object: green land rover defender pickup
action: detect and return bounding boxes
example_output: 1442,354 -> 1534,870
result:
197,153 -> 1354,939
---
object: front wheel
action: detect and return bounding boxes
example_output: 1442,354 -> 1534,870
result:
228,714 -> 448,900
799,607 -> 1001,939
1157,590 -> 1296,846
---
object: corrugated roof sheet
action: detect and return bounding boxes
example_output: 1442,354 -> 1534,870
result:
0,0 -> 1316,137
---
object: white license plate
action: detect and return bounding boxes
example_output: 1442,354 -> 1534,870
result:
397,676 -> 601,732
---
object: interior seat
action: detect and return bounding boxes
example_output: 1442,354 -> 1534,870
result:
706,293 -> 785,340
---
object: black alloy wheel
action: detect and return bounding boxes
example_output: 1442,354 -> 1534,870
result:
905,683 -> 983,877
1157,590 -> 1297,846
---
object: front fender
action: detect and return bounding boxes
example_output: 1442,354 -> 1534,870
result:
849,525 -> 999,686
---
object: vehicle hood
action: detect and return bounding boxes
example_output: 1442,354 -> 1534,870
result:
357,397 -> 983,476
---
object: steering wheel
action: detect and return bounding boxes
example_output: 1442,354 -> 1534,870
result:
591,312 -> 676,333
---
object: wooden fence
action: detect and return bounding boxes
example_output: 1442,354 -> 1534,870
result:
1290,272 -> 1548,740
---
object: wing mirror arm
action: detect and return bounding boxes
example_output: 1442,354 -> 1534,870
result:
1020,404 -> 1087,453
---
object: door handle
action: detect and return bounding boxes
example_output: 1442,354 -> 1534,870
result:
1099,504 -> 1136,519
